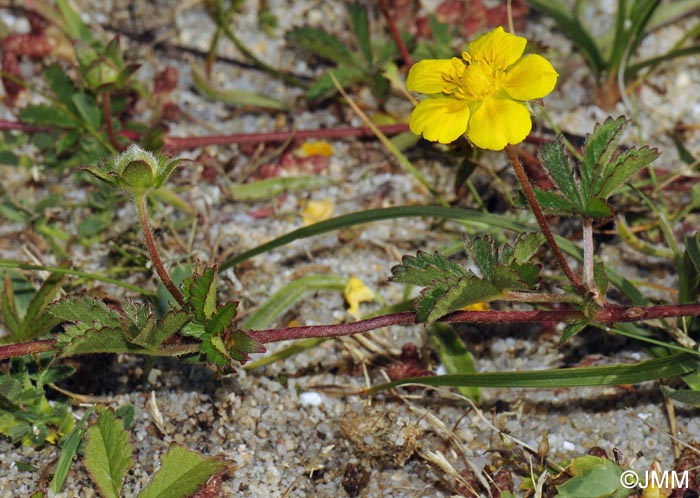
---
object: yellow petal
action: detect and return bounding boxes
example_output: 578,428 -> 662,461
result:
467,98 -> 531,150
406,59 -> 458,94
344,276 -> 375,319
301,199 -> 334,226
503,54 -> 559,100
409,98 -> 470,144
300,140 -> 334,157
468,27 -> 526,69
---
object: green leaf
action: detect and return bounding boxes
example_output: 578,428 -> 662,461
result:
364,353 -> 699,393
307,66 -> 367,100
582,197 -> 613,218
71,93 -> 101,131
84,408 -> 134,498
56,0 -> 93,41
540,139 -> 583,208
286,27 -> 359,66
556,455 -> 628,498
492,265 -> 536,290
45,64 -> 78,105
229,175 -> 334,201
464,235 -> 497,281
581,117 -> 627,198
191,64 -> 289,111
50,294 -> 124,330
559,321 -> 589,345
679,234 -> 700,305
513,232 -> 545,264
593,261 -> 609,297
183,265 -> 218,322
59,327 -> 135,357
391,251 -> 467,287
595,146 -> 660,198
205,302 -> 238,336
131,310 -> 191,349
531,189 -> 580,215
431,324 -> 480,402
51,407 -> 93,493
424,277 -> 501,323
225,329 -> 266,363
19,104 -> 78,129
18,268 -> 66,340
660,385 -> 700,407
241,275 -> 346,331
349,4 -> 372,65
138,444 -> 230,498
2,273 -> 20,335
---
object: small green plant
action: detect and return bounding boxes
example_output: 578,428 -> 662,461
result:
529,0 -> 700,108
286,3 -> 398,101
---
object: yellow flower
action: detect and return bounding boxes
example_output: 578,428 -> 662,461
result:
344,276 -> 375,319
406,27 -> 558,150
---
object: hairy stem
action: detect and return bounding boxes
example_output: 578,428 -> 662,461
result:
0,338 -> 56,359
135,194 -> 185,306
583,217 -> 604,303
505,145 -> 587,296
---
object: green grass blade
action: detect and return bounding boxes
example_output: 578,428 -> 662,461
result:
364,353 -> 699,393
51,407 -> 94,493
218,205 -> 646,305
241,275 -> 347,331
229,175 -> 334,201
528,0 -> 606,77
243,338 -> 326,370
0,260 -> 154,296
431,324 -> 480,402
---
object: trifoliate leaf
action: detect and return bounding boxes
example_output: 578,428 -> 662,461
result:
84,408 -> 134,498
49,294 -> 124,330
138,444 -> 230,498
581,116 -> 627,198
391,251 -> 468,286
595,146 -> 660,198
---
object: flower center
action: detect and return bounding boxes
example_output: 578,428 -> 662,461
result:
461,59 -> 502,99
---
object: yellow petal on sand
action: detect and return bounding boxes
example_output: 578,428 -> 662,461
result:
300,141 -> 334,157
461,302 -> 490,311
301,199 -> 334,226
344,276 -> 375,319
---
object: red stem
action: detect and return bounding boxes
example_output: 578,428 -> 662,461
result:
102,92 -> 125,152
4,303 -> 700,360
162,123 -> 410,152
378,0 -> 413,68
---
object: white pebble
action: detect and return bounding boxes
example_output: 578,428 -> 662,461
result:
300,392 -> 323,406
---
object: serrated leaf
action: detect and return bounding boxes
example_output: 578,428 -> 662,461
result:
200,334 -> 231,369
493,265 -> 532,290
581,117 -> 627,198
84,408 -> 134,498
391,251 -> 467,286
183,266 -> 218,322
205,301 -> 238,336
430,324 -> 480,402
464,235 -> 498,280
595,146 -> 660,198
349,4 -> 372,65
59,327 -> 135,357
138,444 -> 230,498
49,294 -> 125,330
531,189 -> 580,215
307,66 -> 367,100
415,282 -> 451,323
224,329 -> 266,364
45,64 -> 78,105
582,197 -> 613,218
540,139 -> 583,207
286,27 -> 359,66
559,321 -> 589,345
71,93 -> 101,130
131,309 -> 191,349
425,277 -> 501,323
512,232 -> 546,264
19,104 -> 78,129
660,385 -> 700,407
